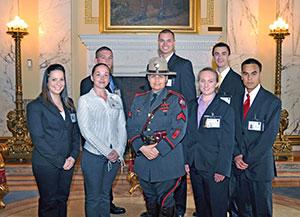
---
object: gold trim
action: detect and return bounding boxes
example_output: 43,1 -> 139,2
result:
200,0 -> 214,25
99,0 -> 200,33
85,0 -> 98,24
85,0 -> 214,26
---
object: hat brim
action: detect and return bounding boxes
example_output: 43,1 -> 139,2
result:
143,71 -> 176,76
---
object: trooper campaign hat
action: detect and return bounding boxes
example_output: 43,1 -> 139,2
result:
145,57 -> 176,76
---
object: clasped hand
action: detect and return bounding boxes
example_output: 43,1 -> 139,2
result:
139,143 -> 159,160
63,156 -> 75,170
107,149 -> 119,162
234,154 -> 248,170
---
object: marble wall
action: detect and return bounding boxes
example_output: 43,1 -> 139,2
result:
0,0 -> 299,136
278,0 -> 300,135
0,0 -> 21,136
227,0 -> 300,135
0,0 -> 71,136
39,0 -> 72,94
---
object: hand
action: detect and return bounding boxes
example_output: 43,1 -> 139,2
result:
63,156 -> 75,170
234,154 -> 248,170
139,143 -> 159,160
214,173 -> 225,182
185,164 -> 190,175
107,149 -> 119,162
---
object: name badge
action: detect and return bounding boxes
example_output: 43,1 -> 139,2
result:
166,79 -> 172,87
204,115 -> 221,128
248,120 -> 264,131
220,96 -> 231,104
70,113 -> 77,123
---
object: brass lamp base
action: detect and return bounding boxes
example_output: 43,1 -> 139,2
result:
273,138 -> 293,161
5,110 -> 33,162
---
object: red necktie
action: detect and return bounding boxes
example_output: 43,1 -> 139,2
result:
243,94 -> 250,119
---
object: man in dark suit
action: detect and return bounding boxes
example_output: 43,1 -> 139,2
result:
80,46 -> 121,96
212,42 -> 244,107
158,29 -> 196,103
79,46 -> 126,215
234,58 -> 281,217
212,42 -> 244,217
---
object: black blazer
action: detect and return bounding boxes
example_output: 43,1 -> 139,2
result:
183,95 -> 235,177
168,53 -> 196,102
27,96 -> 80,168
234,86 -> 281,181
218,68 -> 244,111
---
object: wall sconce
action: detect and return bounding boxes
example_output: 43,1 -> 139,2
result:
269,17 -> 292,161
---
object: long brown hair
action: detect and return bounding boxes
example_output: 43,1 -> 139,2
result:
40,64 -> 75,110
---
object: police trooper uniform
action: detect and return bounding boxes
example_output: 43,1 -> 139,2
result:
127,57 -> 188,217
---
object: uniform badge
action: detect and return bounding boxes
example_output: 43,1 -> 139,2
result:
177,112 -> 186,122
178,98 -> 186,109
160,103 -> 170,112
128,111 -> 132,118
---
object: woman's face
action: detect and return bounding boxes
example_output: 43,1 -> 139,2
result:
148,74 -> 168,92
198,70 -> 218,96
92,65 -> 110,90
47,70 -> 65,96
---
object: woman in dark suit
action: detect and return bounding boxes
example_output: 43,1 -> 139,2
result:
183,67 -> 235,217
27,64 -> 80,217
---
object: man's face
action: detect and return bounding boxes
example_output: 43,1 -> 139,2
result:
241,63 -> 261,93
158,32 -> 175,57
213,46 -> 230,69
95,50 -> 113,69
148,74 -> 168,92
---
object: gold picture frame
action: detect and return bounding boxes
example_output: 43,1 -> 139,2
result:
99,0 -> 200,33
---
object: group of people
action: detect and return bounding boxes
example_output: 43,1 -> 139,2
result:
26,28 -> 281,217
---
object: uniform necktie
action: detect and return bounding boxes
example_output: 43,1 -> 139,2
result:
150,93 -> 157,106
243,94 -> 250,119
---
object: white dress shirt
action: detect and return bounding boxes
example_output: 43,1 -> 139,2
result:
244,84 -> 261,107
77,88 -> 127,160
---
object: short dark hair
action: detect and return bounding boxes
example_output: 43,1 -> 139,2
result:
212,42 -> 231,56
91,63 -> 111,75
95,46 -> 113,58
40,64 -> 74,110
158,29 -> 175,40
198,67 -> 218,83
241,58 -> 262,72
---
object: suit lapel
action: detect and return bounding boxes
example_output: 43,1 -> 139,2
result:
41,98 -> 67,125
167,53 -> 177,70
219,69 -> 233,95
245,87 -> 265,121
190,99 -> 199,129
